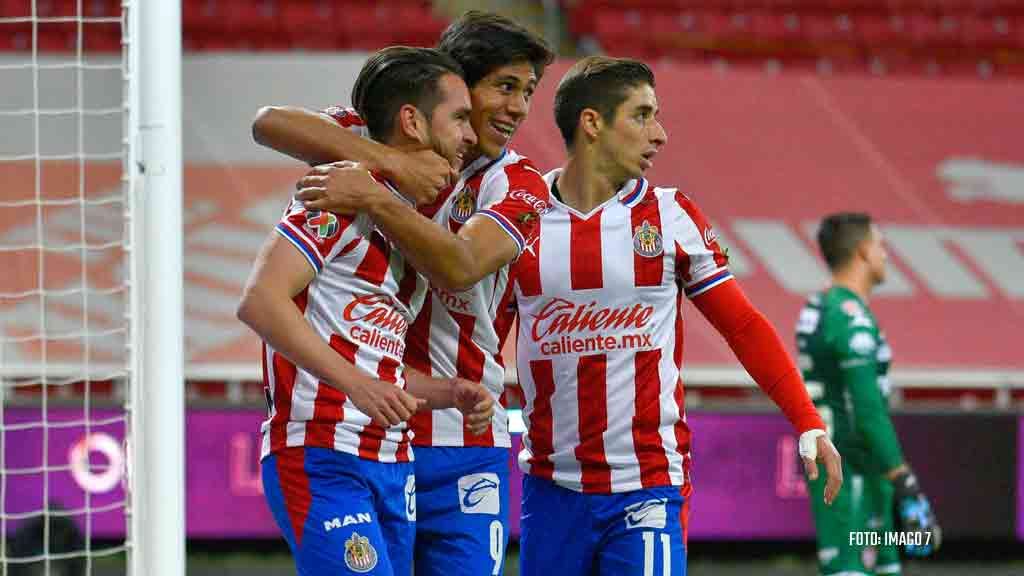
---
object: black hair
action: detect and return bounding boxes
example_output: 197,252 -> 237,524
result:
554,56 -> 655,149
437,11 -> 554,88
351,46 -> 464,142
817,212 -> 874,271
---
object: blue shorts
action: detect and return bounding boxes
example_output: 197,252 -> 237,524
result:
413,446 -> 510,576
519,475 -> 688,576
262,447 -> 415,576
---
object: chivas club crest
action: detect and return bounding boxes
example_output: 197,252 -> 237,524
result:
632,220 -> 663,257
449,187 -> 476,225
344,532 -> 378,573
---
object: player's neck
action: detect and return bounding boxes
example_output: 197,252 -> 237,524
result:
831,267 -> 873,303
558,152 -> 623,213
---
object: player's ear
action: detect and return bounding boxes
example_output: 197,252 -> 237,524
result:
579,108 -> 602,144
397,103 -> 429,145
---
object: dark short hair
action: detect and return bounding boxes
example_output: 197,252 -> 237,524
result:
817,212 -> 873,271
437,11 -> 554,88
554,56 -> 655,149
351,46 -> 464,142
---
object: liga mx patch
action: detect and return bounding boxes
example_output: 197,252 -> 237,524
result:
305,210 -> 339,241
632,220 -> 664,257
449,187 -> 476,225
458,472 -> 500,515
343,532 -> 378,573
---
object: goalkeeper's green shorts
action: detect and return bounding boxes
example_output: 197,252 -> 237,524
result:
806,468 -> 901,575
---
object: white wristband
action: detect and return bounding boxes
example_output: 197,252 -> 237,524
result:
799,429 -> 827,460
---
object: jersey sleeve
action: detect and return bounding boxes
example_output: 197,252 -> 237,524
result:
474,158 -> 551,258
671,191 -> 732,298
830,307 -> 905,471
275,199 -> 358,274
321,105 -> 371,138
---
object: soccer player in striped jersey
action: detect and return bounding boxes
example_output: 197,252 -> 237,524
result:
252,13 -> 554,576
237,47 -> 494,576
510,56 -> 844,575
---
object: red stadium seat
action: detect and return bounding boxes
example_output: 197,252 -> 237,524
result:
961,15 -> 1013,48
35,21 -> 76,51
593,8 -> 652,58
224,0 -> 278,35
393,3 -> 448,48
183,0 -> 230,34
280,0 -> 343,51
854,13 -> 905,48
340,3 -> 398,50
82,20 -> 121,51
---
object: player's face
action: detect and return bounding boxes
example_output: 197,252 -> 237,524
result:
864,224 -> 888,286
469,61 -> 538,159
426,73 -> 477,172
599,83 -> 667,182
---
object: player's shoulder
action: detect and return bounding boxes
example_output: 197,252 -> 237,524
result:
486,149 -> 545,183
823,288 -> 875,332
480,149 -> 549,198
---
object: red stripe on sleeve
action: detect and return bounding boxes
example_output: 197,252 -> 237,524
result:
575,354 -> 611,493
674,192 -> 728,268
633,349 -> 671,487
570,213 -> 603,290
526,359 -> 556,480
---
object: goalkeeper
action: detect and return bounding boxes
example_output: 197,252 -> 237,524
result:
796,213 -> 940,576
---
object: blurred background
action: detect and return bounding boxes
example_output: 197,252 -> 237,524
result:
1,0 -> 1023,574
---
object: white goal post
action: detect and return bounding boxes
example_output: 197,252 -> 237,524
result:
0,0 -> 184,575
132,1 -> 184,576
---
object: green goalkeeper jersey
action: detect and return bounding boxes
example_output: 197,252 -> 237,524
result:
796,286 -> 904,474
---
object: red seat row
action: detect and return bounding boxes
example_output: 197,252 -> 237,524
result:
586,7 -> 1024,59
0,0 -> 448,52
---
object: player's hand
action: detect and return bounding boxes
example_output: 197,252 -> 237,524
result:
385,148 -> 457,205
451,378 -> 493,436
892,468 -> 942,556
344,377 -> 428,428
799,429 -> 843,505
295,161 -> 387,214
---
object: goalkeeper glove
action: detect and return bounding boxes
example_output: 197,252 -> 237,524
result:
891,469 -> 941,557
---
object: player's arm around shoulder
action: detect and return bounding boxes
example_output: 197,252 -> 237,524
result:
252,105 -> 454,202
457,156 -> 551,284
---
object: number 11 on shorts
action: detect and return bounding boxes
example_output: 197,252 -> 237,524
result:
642,531 -> 671,576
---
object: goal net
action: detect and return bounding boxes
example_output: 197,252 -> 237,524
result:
1,1 -> 142,574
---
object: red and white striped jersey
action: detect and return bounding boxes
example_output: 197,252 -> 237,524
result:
511,169 -> 733,493
323,106 -> 550,449
260,185 -> 428,464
